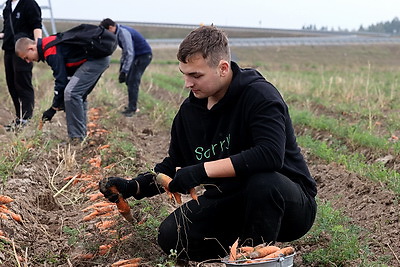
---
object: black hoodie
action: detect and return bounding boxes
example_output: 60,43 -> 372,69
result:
1,0 -> 42,52
154,61 -> 317,198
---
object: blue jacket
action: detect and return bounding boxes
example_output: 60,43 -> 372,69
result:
116,24 -> 152,74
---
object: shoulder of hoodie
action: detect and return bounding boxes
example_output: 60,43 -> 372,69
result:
234,65 -> 285,104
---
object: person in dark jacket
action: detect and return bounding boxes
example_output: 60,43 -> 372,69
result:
0,0 -> 42,130
14,36 -> 110,143
100,26 -> 317,261
100,18 -> 152,117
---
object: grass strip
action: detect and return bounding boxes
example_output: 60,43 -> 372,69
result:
298,135 -> 400,195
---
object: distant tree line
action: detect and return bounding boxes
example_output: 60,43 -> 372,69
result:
302,17 -> 400,34
359,17 -> 400,34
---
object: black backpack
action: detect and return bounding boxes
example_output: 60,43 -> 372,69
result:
44,24 -> 118,58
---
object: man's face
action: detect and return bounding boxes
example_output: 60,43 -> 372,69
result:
179,53 -> 226,100
108,25 -> 117,33
19,48 -> 39,63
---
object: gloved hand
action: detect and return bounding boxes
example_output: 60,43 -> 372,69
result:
99,177 -> 138,203
118,72 -> 126,83
169,163 -> 207,194
42,107 -> 57,122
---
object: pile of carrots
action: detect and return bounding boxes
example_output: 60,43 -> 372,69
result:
0,195 -> 23,224
227,239 -> 295,264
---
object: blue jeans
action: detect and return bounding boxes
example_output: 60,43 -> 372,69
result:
126,53 -> 152,111
64,57 -> 110,139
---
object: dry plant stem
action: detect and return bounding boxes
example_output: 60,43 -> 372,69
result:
23,247 -> 28,267
53,174 -> 79,198
387,242 -> 400,265
12,238 -> 21,267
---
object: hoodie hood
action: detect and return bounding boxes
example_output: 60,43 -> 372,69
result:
189,61 -> 266,111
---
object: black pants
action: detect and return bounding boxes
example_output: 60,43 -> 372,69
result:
126,53 -> 152,111
4,51 -> 34,120
157,172 -> 317,261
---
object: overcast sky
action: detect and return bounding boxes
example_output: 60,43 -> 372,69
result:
35,0 -> 399,31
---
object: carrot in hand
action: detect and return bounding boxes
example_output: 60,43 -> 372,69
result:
156,173 -> 183,204
108,186 -> 134,223
156,173 -> 199,204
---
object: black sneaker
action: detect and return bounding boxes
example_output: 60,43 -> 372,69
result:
4,119 -> 28,132
120,108 -> 136,117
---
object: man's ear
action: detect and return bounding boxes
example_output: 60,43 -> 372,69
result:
219,60 -> 230,77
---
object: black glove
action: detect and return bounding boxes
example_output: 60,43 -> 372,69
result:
42,107 -> 56,122
99,177 -> 138,203
169,163 -> 207,194
118,72 -> 126,83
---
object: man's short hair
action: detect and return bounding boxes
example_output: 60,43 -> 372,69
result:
177,25 -> 231,67
100,18 -> 116,29
15,37 -> 35,56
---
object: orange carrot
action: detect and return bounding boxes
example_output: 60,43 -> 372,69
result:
76,253 -> 95,260
81,201 -> 112,212
38,120 -> 43,130
260,246 -> 295,260
94,206 -> 115,215
156,173 -> 183,204
83,210 -> 99,221
98,244 -> 112,255
236,246 -> 255,259
111,258 -> 141,267
95,220 -> 116,230
98,144 -> 110,150
108,186 -> 134,223
276,246 -> 295,256
88,192 -> 104,201
119,233 -> 133,241
0,195 -> 13,204
248,245 -> 281,259
10,212 -> 23,224
98,178 -> 134,223
229,238 -> 239,261
103,163 -> 116,170
239,246 -> 255,253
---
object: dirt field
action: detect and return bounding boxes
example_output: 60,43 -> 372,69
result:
0,44 -> 399,266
